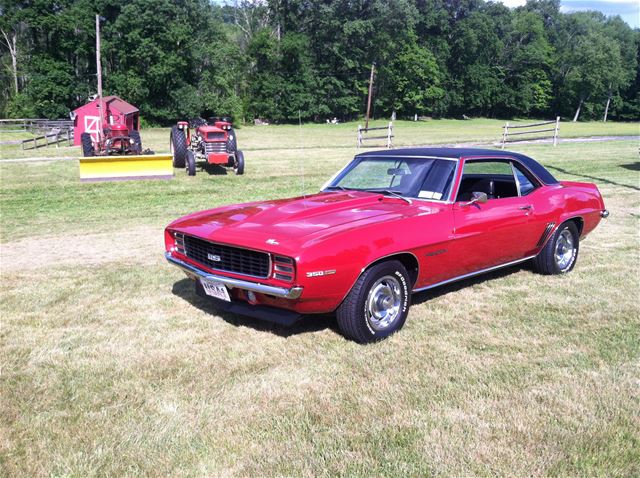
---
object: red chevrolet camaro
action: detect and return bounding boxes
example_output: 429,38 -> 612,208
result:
165,148 -> 608,343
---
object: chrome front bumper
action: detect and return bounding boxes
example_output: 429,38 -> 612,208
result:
165,252 -> 303,300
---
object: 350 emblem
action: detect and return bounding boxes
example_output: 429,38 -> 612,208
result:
306,269 -> 336,278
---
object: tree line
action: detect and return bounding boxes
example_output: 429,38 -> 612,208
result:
1,0 -> 638,124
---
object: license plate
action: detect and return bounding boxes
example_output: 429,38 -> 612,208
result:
200,279 -> 231,301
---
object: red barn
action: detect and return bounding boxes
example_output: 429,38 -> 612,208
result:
71,96 -> 140,146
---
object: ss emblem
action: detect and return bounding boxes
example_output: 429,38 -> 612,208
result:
207,253 -> 221,262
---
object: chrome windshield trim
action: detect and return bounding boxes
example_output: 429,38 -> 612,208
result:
321,155 -> 461,204
412,255 -> 536,293
165,252 -> 303,299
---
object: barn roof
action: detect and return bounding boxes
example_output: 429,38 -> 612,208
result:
102,96 -> 138,115
73,95 -> 138,115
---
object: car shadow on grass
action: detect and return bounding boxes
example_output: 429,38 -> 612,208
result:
171,278 -> 339,338
546,164 -> 640,191
620,162 -> 640,172
411,263 -> 530,306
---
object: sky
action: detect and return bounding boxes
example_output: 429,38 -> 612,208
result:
498,0 -> 640,28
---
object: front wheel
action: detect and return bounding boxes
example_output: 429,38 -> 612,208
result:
532,221 -> 580,275
186,150 -> 196,176
336,260 -> 411,343
233,150 -> 245,175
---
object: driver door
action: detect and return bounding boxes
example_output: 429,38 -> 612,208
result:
451,158 -> 540,274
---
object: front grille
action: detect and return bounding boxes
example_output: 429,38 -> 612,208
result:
204,141 -> 227,154
207,132 -> 226,140
183,235 -> 270,278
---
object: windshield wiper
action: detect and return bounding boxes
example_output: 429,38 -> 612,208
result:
325,186 -> 353,191
367,189 -> 413,205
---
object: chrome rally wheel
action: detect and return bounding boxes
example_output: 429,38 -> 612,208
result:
365,275 -> 402,331
336,260 -> 412,343
554,228 -> 576,271
532,221 -> 580,275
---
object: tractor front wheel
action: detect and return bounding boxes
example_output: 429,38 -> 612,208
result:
170,126 -> 187,168
186,150 -> 196,176
80,133 -> 94,157
234,150 -> 245,175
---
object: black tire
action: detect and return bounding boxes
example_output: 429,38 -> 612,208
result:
129,130 -> 142,154
532,221 -> 580,275
336,260 -> 411,343
80,132 -> 94,157
234,150 -> 245,175
227,128 -> 237,153
170,125 -> 187,168
186,150 -> 196,176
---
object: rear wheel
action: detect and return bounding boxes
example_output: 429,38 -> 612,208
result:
336,260 -> 411,343
129,130 -> 142,154
234,150 -> 245,175
186,150 -> 196,176
227,128 -> 237,153
170,126 -> 187,167
80,132 -> 94,157
532,221 -> 580,275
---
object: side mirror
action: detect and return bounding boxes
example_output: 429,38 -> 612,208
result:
464,191 -> 488,207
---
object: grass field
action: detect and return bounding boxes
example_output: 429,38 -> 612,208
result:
1,121 -> 639,476
0,118 -> 638,159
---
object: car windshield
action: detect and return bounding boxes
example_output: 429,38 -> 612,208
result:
325,156 -> 457,201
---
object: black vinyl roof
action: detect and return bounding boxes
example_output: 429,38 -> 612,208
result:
356,147 -> 559,185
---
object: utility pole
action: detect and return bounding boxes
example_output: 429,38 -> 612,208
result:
365,62 -> 376,130
96,14 -> 104,143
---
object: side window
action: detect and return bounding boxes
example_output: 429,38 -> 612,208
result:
456,159 -> 518,201
513,164 -> 537,196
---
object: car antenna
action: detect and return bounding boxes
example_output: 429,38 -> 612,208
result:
298,109 -> 307,202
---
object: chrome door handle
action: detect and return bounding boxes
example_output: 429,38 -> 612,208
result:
519,205 -> 533,210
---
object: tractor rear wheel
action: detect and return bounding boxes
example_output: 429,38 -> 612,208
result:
186,150 -> 196,176
130,130 -> 142,154
227,128 -> 237,153
234,150 -> 245,175
170,126 -> 187,168
80,133 -> 94,157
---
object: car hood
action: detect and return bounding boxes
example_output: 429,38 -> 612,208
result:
168,191 -> 411,252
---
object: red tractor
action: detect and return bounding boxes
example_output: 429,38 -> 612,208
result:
80,117 -> 143,157
169,117 -> 244,176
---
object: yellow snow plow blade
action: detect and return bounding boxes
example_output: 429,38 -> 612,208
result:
79,154 -> 174,182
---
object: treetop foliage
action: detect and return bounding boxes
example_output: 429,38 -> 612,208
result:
0,0 -> 638,123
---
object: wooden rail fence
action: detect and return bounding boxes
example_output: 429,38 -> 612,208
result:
357,122 -> 394,149
21,129 -> 74,150
0,118 -> 75,149
0,118 -> 74,134
501,117 -> 560,149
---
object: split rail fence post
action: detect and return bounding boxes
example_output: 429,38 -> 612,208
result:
387,122 -> 393,148
501,122 -> 509,150
357,125 -> 362,149
553,116 -> 560,146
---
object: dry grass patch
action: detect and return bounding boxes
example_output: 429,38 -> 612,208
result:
1,135 -> 638,476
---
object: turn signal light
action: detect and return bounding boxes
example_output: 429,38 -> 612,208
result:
273,255 -> 295,282
173,232 -> 186,255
